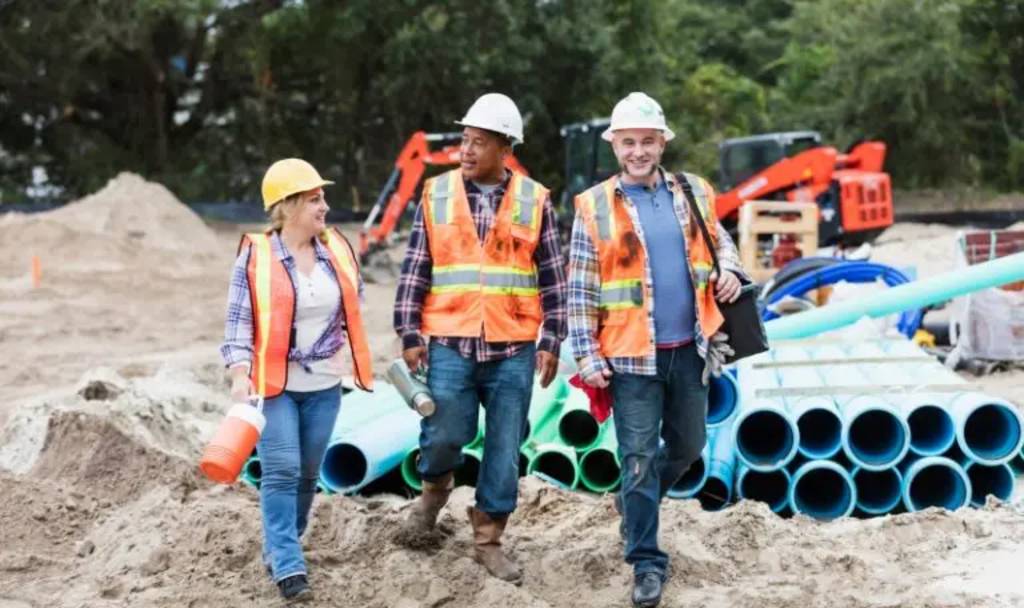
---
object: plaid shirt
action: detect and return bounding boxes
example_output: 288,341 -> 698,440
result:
393,171 -> 567,361
221,231 -> 360,372
568,169 -> 746,378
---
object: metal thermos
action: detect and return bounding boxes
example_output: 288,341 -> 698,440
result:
386,358 -> 436,417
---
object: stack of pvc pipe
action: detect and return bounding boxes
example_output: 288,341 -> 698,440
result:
726,339 -> 1023,521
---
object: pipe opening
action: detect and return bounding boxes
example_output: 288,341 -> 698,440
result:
964,404 -> 1022,462
737,411 -> 795,467
797,409 -> 842,458
519,453 -> 529,478
853,468 -> 902,514
708,375 -> 738,425
322,444 -> 367,491
906,463 -> 969,511
671,456 -> 707,496
531,452 -> 577,487
698,477 -> 730,511
559,411 -> 600,449
401,449 -> 423,491
966,463 -> 1013,507
454,453 -> 481,487
739,470 -> 790,513
245,459 -> 262,482
908,405 -> 955,456
580,449 -> 620,491
793,466 -> 854,520
848,409 -> 907,467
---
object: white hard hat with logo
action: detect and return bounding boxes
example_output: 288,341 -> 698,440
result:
602,92 -> 675,142
455,93 -> 525,145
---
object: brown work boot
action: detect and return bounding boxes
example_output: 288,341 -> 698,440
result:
393,473 -> 453,550
467,506 -> 522,585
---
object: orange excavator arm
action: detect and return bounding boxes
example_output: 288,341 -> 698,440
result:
716,147 -> 839,220
358,131 -> 527,261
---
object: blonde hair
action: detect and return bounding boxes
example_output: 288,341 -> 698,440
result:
267,192 -> 329,242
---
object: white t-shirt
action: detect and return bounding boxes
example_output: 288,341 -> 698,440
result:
286,262 -> 345,392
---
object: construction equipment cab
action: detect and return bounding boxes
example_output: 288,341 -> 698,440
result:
716,131 -> 893,245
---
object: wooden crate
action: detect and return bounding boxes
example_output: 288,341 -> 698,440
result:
738,201 -> 819,284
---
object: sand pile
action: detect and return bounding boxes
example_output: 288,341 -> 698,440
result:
0,172 -> 221,278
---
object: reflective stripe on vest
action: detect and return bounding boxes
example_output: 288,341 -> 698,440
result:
431,171 -> 457,225
248,234 -> 286,398
599,278 -> 644,310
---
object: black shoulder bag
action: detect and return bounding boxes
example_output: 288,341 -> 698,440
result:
677,175 -> 769,363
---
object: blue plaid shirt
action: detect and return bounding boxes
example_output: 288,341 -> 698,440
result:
221,231 -> 360,372
568,169 -> 746,378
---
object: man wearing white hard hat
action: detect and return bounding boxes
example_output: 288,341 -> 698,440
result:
567,92 -> 746,607
393,93 -> 567,584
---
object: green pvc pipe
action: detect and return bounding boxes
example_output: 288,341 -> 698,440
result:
557,386 -> 601,451
241,455 -> 261,488
765,251 -> 1024,341
522,440 -> 580,489
400,446 -> 422,492
578,420 -> 621,493
455,444 -> 484,487
523,376 -> 569,445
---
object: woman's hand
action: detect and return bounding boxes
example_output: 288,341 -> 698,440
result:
229,365 -> 254,403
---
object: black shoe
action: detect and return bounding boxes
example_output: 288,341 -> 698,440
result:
614,494 -> 626,541
631,572 -> 663,608
278,574 -> 312,602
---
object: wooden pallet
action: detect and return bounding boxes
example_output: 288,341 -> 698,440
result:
738,201 -> 819,284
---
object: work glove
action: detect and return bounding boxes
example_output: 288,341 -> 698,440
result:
701,332 -> 735,386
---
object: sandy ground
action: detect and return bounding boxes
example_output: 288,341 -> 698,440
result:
1,175 -> 1023,607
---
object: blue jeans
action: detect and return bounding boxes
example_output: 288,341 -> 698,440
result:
258,384 -> 341,582
611,343 -> 708,578
418,341 -> 535,517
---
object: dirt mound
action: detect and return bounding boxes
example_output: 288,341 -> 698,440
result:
0,172 -> 221,277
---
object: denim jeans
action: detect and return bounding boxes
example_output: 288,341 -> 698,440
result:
258,383 -> 341,582
418,341 -> 535,517
611,343 -> 708,578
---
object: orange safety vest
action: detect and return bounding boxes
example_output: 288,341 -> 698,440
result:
420,169 -> 548,342
241,227 -> 373,398
574,173 -> 724,358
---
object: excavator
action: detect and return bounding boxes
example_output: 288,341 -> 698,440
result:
357,130 -> 526,262
358,121 -> 893,261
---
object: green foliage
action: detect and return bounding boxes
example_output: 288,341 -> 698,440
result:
0,0 -> 1020,204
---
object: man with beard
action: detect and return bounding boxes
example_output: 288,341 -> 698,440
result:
567,92 -> 746,607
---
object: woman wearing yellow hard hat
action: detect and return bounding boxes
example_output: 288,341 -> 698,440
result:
220,158 -> 374,601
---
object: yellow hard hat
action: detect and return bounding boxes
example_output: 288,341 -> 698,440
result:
261,158 -> 334,210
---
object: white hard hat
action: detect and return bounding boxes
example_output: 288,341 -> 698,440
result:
455,93 -> 524,145
602,92 -> 675,142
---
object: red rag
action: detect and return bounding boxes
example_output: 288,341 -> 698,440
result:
568,373 -> 613,423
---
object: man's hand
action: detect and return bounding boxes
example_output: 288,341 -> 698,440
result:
584,368 -> 613,389
536,351 -> 559,388
711,269 -> 742,304
403,346 -> 428,374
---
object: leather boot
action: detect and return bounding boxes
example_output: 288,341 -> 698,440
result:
394,473 -> 452,548
467,506 -> 522,585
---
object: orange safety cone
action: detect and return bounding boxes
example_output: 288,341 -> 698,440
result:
199,397 -> 266,484
31,256 -> 41,289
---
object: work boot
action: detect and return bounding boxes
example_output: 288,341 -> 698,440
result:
467,506 -> 522,585
631,572 -> 663,608
277,574 -> 312,602
393,473 -> 453,549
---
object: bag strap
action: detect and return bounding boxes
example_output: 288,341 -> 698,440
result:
676,173 -> 722,277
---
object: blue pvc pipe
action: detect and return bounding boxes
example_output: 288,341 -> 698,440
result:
901,456 -> 971,512
948,392 -> 1024,466
786,396 -> 843,459
328,384 -> 408,446
899,394 -> 957,457
736,465 -> 792,513
667,440 -> 710,499
320,385 -> 422,494
732,398 -> 800,472
840,395 -> 911,471
789,459 -> 857,520
851,466 -> 903,515
765,251 -> 1024,341
963,460 -> 1014,507
761,260 -> 921,337
707,372 -> 740,427
698,423 -> 736,510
